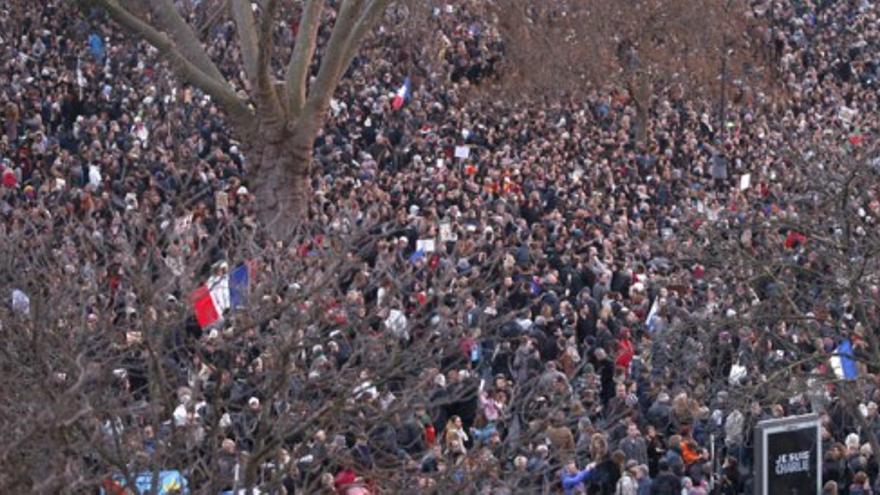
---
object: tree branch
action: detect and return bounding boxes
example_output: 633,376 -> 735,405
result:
337,0 -> 390,76
285,0 -> 325,117
301,0 -> 387,132
198,0 -> 231,35
91,0 -> 255,129
230,0 -> 260,91
149,0 -> 226,82
255,0 -> 284,124
298,0 -> 362,128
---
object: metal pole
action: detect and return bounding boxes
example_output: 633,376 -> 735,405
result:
719,0 -> 735,142
77,57 -> 84,100
719,42 -> 729,142
710,433 -> 717,491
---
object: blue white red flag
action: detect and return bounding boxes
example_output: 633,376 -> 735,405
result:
392,76 -> 411,110
191,263 -> 253,329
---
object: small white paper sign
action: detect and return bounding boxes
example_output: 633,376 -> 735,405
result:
175,214 -> 193,235
439,222 -> 456,242
740,173 -> 751,191
454,146 -> 471,159
416,239 -> 436,253
11,289 -> 30,315
215,190 -> 229,211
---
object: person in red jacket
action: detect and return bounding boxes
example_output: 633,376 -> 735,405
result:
1,167 -> 17,188
615,327 -> 635,373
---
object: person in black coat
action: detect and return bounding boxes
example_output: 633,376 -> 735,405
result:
491,341 -> 514,376
592,348 -> 616,408
396,410 -> 427,456
650,460 -> 681,495
596,450 -> 625,495
577,303 -> 597,345
444,374 -> 480,433
429,379 -> 450,434
718,456 -> 742,495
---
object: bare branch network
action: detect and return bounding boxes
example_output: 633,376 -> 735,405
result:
2,0 -> 880,494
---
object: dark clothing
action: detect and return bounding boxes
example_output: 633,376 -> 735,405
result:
650,472 -> 681,495
586,458 -> 621,495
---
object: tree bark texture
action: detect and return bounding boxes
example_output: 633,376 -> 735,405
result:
247,125 -> 312,240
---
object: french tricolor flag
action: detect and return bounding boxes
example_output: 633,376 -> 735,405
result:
191,263 -> 253,329
392,76 -> 411,111
830,339 -> 858,380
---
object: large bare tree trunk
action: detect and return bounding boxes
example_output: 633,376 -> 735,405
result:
247,126 -> 313,239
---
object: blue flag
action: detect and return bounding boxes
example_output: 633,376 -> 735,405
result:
228,262 -> 250,309
88,33 -> 105,64
831,339 -> 858,380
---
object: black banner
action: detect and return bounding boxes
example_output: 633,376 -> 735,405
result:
755,415 -> 820,495
767,428 -> 818,493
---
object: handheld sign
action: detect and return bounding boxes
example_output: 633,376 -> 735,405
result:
754,414 -> 821,495
439,222 -> 457,242
416,239 -> 436,253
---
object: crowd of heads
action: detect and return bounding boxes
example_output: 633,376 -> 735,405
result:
3,0 -> 880,494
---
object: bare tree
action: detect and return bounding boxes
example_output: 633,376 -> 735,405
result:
75,0 -> 391,237
0,203 -> 586,493
661,135 -> 880,478
492,0 -> 768,145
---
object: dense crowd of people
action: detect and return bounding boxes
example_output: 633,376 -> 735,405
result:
3,0 -> 880,494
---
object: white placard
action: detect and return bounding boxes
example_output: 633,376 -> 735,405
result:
215,190 -> 229,211
740,173 -> 751,191
439,222 -> 456,242
454,146 -> 471,159
174,214 -> 193,235
416,239 -> 436,253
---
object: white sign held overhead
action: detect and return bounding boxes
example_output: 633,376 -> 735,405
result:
416,239 -> 436,253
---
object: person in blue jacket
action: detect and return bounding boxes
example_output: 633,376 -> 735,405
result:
88,32 -> 105,65
561,460 -> 596,495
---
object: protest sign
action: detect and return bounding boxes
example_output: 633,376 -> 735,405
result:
754,414 -> 821,495
416,239 -> 436,253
